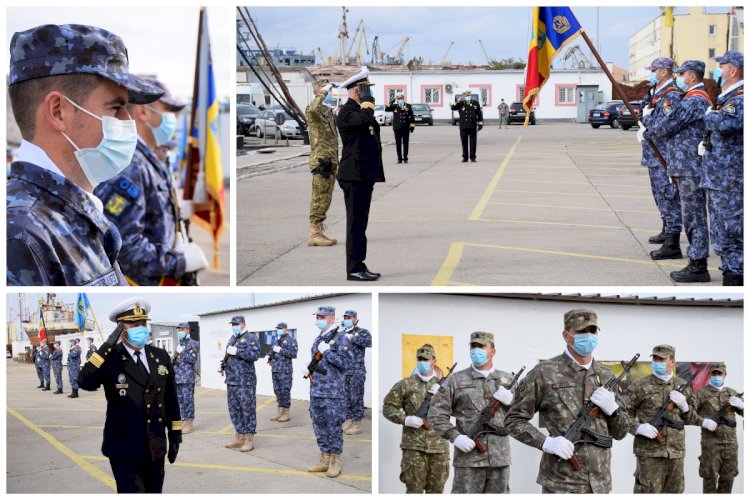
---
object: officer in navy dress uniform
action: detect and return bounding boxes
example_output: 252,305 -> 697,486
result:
79,298 -> 181,493
450,91 -> 484,162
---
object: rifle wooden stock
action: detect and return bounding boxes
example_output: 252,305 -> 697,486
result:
569,454 -> 583,472
473,399 -> 502,454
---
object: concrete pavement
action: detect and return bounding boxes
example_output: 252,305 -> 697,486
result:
237,122 -> 722,286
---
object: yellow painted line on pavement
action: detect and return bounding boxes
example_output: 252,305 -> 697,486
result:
218,423 -> 236,434
475,217 -> 658,233
432,242 -> 465,286
468,135 -> 523,220
494,189 -> 652,199
501,179 -> 648,189
487,202 -> 658,215
257,396 -> 277,411
7,406 -> 116,491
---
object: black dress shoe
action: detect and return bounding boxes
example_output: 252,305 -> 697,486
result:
397,159 -> 402,164
347,271 -> 379,281
470,158 -> 477,162
362,266 -> 381,277
461,159 -> 468,163
403,158 -> 408,163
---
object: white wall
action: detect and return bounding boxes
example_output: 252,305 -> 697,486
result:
378,294 -> 743,494
199,295 -> 372,406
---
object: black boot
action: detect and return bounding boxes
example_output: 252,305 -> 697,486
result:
648,226 -> 666,244
37,382 -> 44,388
722,273 -> 743,286
42,382 -> 51,391
68,389 -> 79,398
670,259 -> 710,283
54,386 -> 63,394
650,233 -> 683,260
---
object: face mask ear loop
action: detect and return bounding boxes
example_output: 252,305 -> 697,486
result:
60,131 -> 81,152
63,95 -> 102,121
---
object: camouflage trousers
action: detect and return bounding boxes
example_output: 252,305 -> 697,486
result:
345,369 -> 367,420
40,364 -> 50,384
707,187 -> 743,275
699,444 -> 738,493
52,364 -> 63,389
68,365 -> 80,390
309,170 -> 337,225
399,449 -> 449,494
633,456 -> 684,493
648,166 -> 682,233
674,175 -> 709,260
272,371 -> 293,408
451,465 -> 510,494
176,383 -> 195,419
227,384 -> 256,434
309,396 -> 346,454
35,364 -> 43,383
542,484 -> 593,494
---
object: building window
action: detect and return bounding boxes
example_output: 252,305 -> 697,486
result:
385,85 -> 407,103
469,84 -> 491,107
708,48 -> 716,59
708,25 -> 716,36
421,86 -> 442,106
555,84 -> 577,106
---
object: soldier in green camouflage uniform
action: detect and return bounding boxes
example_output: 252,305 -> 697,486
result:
620,344 -> 703,493
427,331 -> 515,493
305,81 -> 339,247
505,308 -> 631,493
382,345 -> 450,493
694,362 -> 743,493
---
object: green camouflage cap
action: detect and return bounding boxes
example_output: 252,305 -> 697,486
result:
469,331 -> 494,345
416,345 -> 435,359
564,308 -> 599,331
652,344 -> 676,358
708,362 -> 727,373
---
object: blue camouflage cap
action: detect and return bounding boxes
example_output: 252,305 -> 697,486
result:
141,76 -> 186,111
8,24 -> 164,104
229,315 -> 245,324
313,306 -> 335,316
674,60 -> 705,74
276,322 -> 288,329
343,310 -> 358,317
178,322 -> 189,329
715,50 -> 743,69
645,57 -> 675,71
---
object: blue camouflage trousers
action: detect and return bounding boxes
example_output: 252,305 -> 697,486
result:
272,372 -> 293,408
648,166 -> 682,233
674,175 -> 709,260
345,370 -> 367,420
310,396 -> 346,454
53,365 -> 63,389
227,384 -> 256,434
35,364 -> 43,383
177,383 -> 195,420
707,187 -> 744,275
41,363 -> 50,384
68,365 -> 80,390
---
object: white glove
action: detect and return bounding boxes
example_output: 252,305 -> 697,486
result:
323,83 -> 333,93
729,396 -> 744,410
698,142 -> 706,156
542,436 -> 574,460
272,345 -> 281,353
492,386 -> 514,406
590,387 -> 619,416
176,345 -> 185,354
636,124 -> 646,144
226,345 -> 238,355
702,418 -> 718,431
636,423 -> 658,439
404,416 -> 423,428
428,383 -> 441,395
179,199 -> 194,220
642,106 -> 654,117
669,390 -> 689,413
181,242 -> 208,273
318,342 -> 330,354
453,434 -> 476,453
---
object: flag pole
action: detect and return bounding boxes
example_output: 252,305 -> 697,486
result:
578,30 -> 668,169
88,305 -> 105,344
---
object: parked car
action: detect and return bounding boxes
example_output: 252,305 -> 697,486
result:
254,109 -> 302,139
616,101 -> 643,130
588,100 -> 623,129
410,103 -> 434,125
451,93 -> 480,125
236,104 -> 260,136
508,102 -> 536,125
374,105 -> 393,126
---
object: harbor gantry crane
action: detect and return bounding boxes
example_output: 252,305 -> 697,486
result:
440,41 -> 454,66
478,39 -> 491,65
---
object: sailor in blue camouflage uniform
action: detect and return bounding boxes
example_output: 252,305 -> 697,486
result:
86,338 -> 96,360
638,57 -> 684,260
222,315 -> 260,452
51,341 -> 64,394
67,338 -> 82,398
6,24 -> 165,286
33,345 -> 44,388
342,310 -> 371,436
269,322 -> 298,423
699,51 -> 744,286
38,342 -> 51,391
307,305 -> 354,478
174,322 -> 200,434
94,79 -> 207,286
646,60 -> 713,282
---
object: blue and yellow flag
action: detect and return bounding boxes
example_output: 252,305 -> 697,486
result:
523,7 -> 584,114
74,293 -> 90,332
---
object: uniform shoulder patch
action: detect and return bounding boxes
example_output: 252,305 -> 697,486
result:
724,103 -> 736,114
104,194 -> 131,217
662,100 -> 673,115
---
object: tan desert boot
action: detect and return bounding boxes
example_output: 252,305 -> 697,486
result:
240,433 -> 254,452
225,432 -> 244,448
307,452 -> 331,472
270,407 -> 282,421
308,223 -> 337,246
344,420 -> 362,435
277,407 -> 290,422
326,454 -> 341,477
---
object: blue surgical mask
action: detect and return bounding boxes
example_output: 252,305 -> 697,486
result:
60,96 -> 137,187
710,375 -> 725,388
316,320 -> 329,330
648,72 -> 658,86
570,332 -> 598,356
343,320 -> 353,328
397,99 -> 404,107
6,162 -> 10,177
276,329 -> 285,335
470,348 -> 488,367
147,106 -> 177,147
651,361 -> 668,375
323,94 -> 337,109
675,76 -> 686,90
416,361 -> 432,375
232,326 -> 241,335
714,68 -> 723,81
178,331 -> 186,340
126,326 -> 150,348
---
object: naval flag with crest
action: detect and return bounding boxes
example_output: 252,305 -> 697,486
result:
523,7 -> 583,116
74,293 -> 90,332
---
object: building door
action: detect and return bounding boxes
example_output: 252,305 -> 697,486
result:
577,85 -> 599,123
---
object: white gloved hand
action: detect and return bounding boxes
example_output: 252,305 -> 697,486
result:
642,106 -> 654,117
729,396 -> 744,410
176,345 -> 185,354
542,436 -> 574,460
181,242 -> 209,273
318,342 -> 330,354
636,124 -> 646,144
591,387 -> 620,416
669,390 -> 689,413
636,423 -> 659,439
698,142 -> 706,156
702,418 -> 718,431
453,434 -> 476,453
272,345 -> 281,353
404,416 -> 423,428
226,345 -> 238,355
492,386 -> 514,406
428,383 -> 441,395
179,199 -> 194,220
323,83 -> 333,93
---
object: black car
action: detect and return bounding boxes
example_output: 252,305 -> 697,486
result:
508,102 -> 535,125
588,101 -> 623,128
237,104 -> 260,135
617,101 -> 643,130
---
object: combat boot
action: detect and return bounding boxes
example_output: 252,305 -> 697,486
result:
270,407 -> 282,421
36,382 -> 44,388
67,389 -> 78,398
342,418 -> 353,431
182,419 -> 194,434
240,433 -> 254,452
723,273 -> 743,286
648,226 -> 666,244
278,407 -> 290,422
670,259 -> 710,283
225,433 -> 244,449
308,223 -> 337,246
326,454 -> 341,477
307,452 -> 331,472
54,386 -> 63,394
344,420 -> 362,435
42,382 -> 50,391
650,233 -> 682,260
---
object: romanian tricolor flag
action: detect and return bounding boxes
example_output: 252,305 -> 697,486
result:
523,7 -> 583,115
38,308 -> 46,343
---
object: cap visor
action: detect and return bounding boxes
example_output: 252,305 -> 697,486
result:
100,71 -> 165,104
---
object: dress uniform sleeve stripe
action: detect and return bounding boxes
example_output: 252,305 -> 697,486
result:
89,352 -> 105,368
171,421 -> 183,431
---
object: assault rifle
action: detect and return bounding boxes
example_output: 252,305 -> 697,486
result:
304,328 -> 338,384
649,370 -> 697,444
412,363 -> 458,430
713,392 -> 743,437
